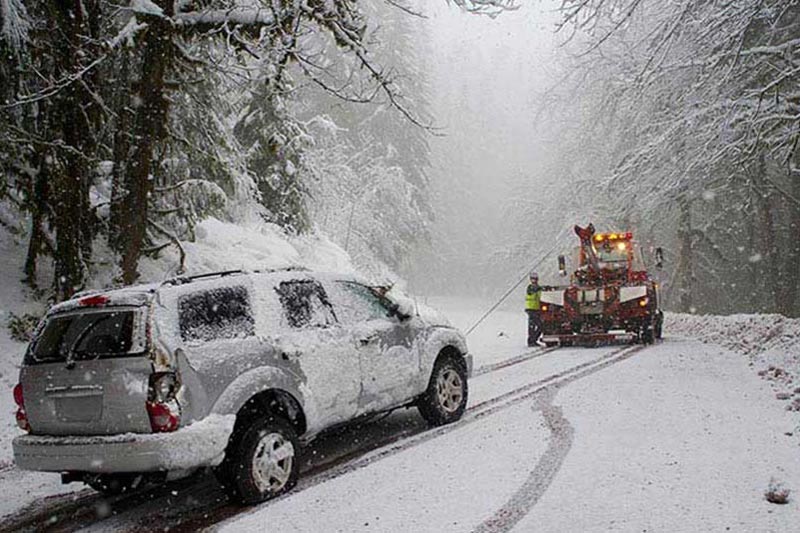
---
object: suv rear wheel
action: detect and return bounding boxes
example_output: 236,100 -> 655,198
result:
217,414 -> 300,504
417,355 -> 468,426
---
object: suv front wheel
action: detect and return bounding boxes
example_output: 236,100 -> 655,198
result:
417,355 -> 468,426
218,414 -> 300,504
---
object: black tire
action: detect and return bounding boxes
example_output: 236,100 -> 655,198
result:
544,341 -> 559,348
216,414 -> 300,505
417,355 -> 468,426
640,319 -> 654,344
85,473 -> 149,496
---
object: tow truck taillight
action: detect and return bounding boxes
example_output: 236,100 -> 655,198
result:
146,372 -> 180,433
13,383 -> 30,432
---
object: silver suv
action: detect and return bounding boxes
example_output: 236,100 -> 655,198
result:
12,270 -> 471,503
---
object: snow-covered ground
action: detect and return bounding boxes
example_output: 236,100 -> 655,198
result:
216,321 -> 799,532
1,230 -> 798,530
668,312 -> 800,413
517,337 -> 799,532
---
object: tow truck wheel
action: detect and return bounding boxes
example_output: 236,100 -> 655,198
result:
640,319 -> 654,344
418,355 -> 468,426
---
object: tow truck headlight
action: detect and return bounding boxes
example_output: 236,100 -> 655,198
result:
638,297 -> 649,307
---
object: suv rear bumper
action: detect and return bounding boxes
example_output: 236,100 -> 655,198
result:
13,415 -> 235,474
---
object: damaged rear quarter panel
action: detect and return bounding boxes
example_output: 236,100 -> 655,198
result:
153,277 -> 307,425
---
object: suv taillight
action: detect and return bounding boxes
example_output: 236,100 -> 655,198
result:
13,383 -> 30,432
147,372 -> 180,433
146,401 -> 180,432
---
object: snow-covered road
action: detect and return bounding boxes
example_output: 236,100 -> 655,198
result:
0,301 -> 797,532
218,337 -> 800,533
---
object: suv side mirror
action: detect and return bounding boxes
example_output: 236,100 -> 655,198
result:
655,247 -> 664,269
558,255 -> 567,276
387,303 -> 411,321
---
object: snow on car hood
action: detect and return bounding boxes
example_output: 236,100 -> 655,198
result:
385,287 -> 452,328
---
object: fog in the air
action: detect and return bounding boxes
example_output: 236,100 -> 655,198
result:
408,1 -> 564,299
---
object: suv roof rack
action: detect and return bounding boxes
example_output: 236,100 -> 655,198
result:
162,266 -> 311,287
164,270 -> 245,286
273,266 -> 309,272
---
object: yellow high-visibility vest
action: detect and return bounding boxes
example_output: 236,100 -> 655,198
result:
526,285 -> 541,310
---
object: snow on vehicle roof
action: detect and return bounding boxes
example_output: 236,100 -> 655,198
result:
49,269 -> 373,317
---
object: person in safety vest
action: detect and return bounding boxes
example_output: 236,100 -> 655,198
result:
525,271 -> 544,347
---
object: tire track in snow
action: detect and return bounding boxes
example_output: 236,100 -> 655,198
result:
471,344 -> 645,533
472,388 -> 573,533
195,344 -> 643,533
472,347 -> 558,377
0,344 -> 636,533
0,346 -> 566,533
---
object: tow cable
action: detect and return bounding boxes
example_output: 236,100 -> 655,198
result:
465,229 -> 568,337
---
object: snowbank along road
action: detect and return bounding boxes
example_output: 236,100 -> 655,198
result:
0,341 -> 645,532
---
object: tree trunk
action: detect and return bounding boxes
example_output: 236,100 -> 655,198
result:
114,9 -> 174,284
110,56 -> 133,248
779,171 -> 800,317
49,0 -> 101,300
675,192 -> 695,313
747,201 -> 760,312
23,159 -> 50,287
752,161 -> 782,314
758,189 -> 780,313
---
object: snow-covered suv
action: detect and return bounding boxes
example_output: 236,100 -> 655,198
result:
12,270 -> 471,503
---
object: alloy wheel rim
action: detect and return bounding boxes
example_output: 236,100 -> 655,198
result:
252,432 -> 295,494
436,368 -> 464,413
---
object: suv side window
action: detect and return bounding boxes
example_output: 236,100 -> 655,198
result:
330,281 -> 390,324
275,280 -> 337,328
178,285 -> 255,342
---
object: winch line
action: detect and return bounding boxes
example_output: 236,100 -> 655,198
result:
465,227 -> 570,337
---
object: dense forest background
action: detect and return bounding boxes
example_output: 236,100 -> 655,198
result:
2,0 -> 799,317
0,0 -> 439,301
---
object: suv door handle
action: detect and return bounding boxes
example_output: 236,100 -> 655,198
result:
359,336 -> 379,346
280,351 -> 301,361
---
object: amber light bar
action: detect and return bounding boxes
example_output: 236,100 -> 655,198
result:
594,232 -> 633,242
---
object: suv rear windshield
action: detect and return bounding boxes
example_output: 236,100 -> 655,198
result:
26,310 -> 140,365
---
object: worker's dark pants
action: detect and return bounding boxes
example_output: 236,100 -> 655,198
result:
527,310 -> 542,346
